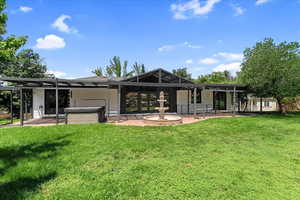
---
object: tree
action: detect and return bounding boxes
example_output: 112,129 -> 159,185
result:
92,67 -> 103,77
2,49 -> 48,78
195,71 -> 236,84
238,38 -> 300,114
92,56 -> 134,78
172,67 -> 192,80
0,0 -> 27,74
132,62 -> 146,76
108,56 -> 133,78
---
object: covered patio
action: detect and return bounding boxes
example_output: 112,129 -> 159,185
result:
0,69 -> 247,127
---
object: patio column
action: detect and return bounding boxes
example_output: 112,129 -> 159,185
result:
260,97 -> 263,113
10,90 -> 13,124
202,86 -> 206,118
20,88 -> 24,126
118,84 -> 121,121
193,87 -> 197,118
56,78 -> 59,125
233,86 -> 236,117
187,89 -> 190,114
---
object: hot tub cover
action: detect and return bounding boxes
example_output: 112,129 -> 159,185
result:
64,107 -> 105,113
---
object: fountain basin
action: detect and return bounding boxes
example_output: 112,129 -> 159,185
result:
143,114 -> 182,125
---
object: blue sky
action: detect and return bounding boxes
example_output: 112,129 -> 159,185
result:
6,0 -> 300,78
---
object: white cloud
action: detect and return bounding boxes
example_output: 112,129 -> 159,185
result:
185,59 -> 193,64
19,6 -> 33,13
214,52 -> 243,61
231,4 -> 245,16
52,14 -> 78,34
47,70 -> 77,79
183,41 -> 202,49
47,70 -> 66,78
213,62 -> 241,74
158,45 -> 176,52
158,42 -> 202,52
171,0 -> 222,20
35,34 -> 66,50
199,57 -> 219,64
256,0 -> 271,5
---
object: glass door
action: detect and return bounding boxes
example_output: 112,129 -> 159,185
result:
213,92 -> 227,110
44,89 -> 70,115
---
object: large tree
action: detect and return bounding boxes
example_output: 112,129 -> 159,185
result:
92,56 -> 136,78
172,67 -> 192,80
195,71 -> 235,84
2,49 -> 48,78
238,38 -> 300,113
0,0 -> 27,74
132,62 -> 146,76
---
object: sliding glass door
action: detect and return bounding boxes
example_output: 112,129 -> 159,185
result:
44,89 -> 70,115
213,92 -> 227,110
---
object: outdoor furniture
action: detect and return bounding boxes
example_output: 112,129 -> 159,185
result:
64,107 -> 106,124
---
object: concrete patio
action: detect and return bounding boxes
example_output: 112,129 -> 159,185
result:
0,113 -> 254,128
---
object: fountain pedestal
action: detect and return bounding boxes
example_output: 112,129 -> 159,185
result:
143,91 -> 182,125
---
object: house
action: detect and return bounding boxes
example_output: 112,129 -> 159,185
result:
0,68 -> 246,123
245,96 -> 279,112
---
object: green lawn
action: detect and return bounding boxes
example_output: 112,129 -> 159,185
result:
0,114 -> 300,200
0,119 -> 18,125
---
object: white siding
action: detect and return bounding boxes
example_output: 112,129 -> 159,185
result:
247,97 -> 278,112
176,89 -> 214,114
32,88 -> 44,119
70,88 -> 118,116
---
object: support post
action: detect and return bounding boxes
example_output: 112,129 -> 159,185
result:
233,86 -> 236,117
260,97 -> 263,113
202,86 -> 206,118
193,87 -> 197,118
20,88 -> 24,126
10,90 -> 13,124
187,89 -> 190,114
158,69 -> 162,83
56,78 -> 59,125
118,84 -> 121,121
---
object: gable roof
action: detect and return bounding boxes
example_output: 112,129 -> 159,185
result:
122,68 -> 194,84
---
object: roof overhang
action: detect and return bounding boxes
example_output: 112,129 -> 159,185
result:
0,77 -> 246,91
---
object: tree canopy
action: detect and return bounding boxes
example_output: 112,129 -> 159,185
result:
2,49 -> 48,78
92,57 -> 147,78
0,0 -> 49,78
172,67 -> 192,80
195,71 -> 236,84
238,38 -> 300,113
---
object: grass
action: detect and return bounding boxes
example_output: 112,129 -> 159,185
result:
0,113 -> 300,199
0,119 -> 19,125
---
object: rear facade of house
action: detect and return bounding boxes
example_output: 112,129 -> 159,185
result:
30,69 -> 243,119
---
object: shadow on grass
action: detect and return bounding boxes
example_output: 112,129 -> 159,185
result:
0,135 -> 70,176
0,135 -> 71,199
0,172 -> 57,200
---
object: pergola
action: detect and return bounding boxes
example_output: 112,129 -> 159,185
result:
0,72 -> 247,126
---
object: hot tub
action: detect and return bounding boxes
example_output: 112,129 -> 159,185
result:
64,107 -> 105,124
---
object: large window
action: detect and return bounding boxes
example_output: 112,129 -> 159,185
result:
124,90 -> 170,113
44,89 -> 70,115
191,90 -> 201,104
213,92 -> 227,110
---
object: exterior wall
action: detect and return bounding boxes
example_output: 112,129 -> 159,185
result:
70,88 -> 118,116
32,88 -> 119,119
246,97 -> 278,112
176,90 -> 236,114
32,88 -> 44,119
32,87 -> 240,119
226,92 -> 233,111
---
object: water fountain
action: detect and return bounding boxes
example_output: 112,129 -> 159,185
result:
143,91 -> 182,125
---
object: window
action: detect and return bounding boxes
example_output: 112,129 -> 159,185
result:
264,101 -> 270,107
191,90 -> 201,104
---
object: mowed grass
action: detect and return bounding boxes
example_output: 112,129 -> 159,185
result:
0,114 -> 300,200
